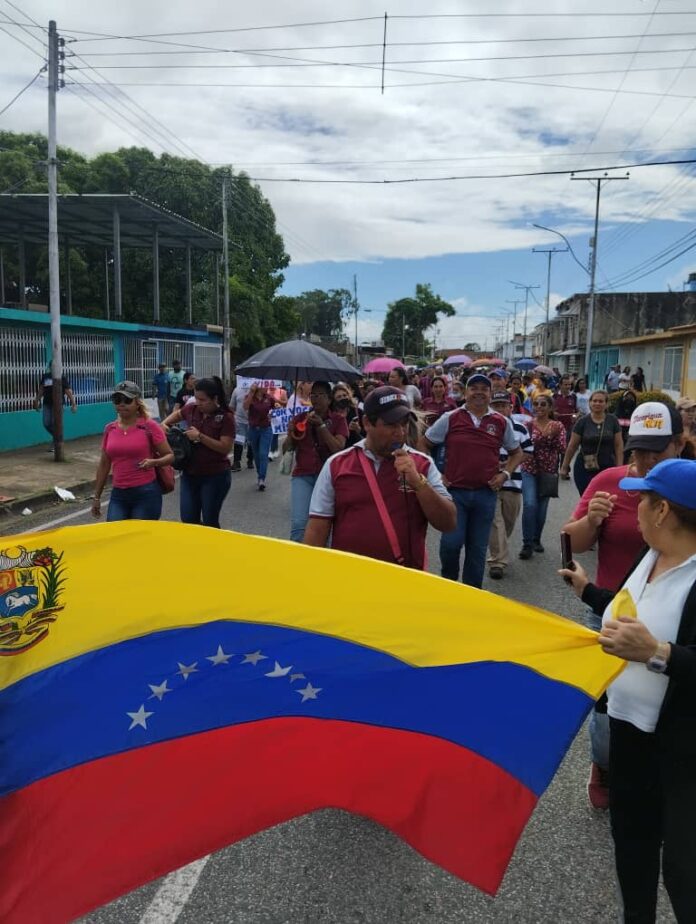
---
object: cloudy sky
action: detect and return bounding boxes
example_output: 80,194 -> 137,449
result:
2,0 -> 696,349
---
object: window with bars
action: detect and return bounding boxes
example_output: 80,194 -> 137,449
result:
662,346 -> 684,394
62,333 -> 115,406
0,326 -> 47,413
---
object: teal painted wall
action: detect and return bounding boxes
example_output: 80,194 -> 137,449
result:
0,403 -> 113,452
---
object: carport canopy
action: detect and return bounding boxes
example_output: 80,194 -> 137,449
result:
0,193 -> 223,321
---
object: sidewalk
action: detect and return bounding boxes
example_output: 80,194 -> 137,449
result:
0,434 -> 105,515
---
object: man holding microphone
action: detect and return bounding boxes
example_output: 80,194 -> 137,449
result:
304,386 -> 455,567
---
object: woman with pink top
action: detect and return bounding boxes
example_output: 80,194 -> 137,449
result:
92,381 -> 173,521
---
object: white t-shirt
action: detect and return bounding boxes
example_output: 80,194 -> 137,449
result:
403,384 -> 422,407
605,549 -> 696,732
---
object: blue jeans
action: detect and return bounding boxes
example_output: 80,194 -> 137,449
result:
521,472 -> 551,545
180,469 -> 231,528
248,426 -> 273,481
290,474 -> 318,542
439,486 -> 497,588
42,404 -> 54,435
107,481 -> 162,521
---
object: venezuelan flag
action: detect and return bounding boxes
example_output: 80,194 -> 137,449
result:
0,522 -> 621,922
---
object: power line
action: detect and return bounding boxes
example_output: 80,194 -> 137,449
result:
68,46 -> 696,69
70,32 -> 696,55
604,234 -> 696,289
0,66 -> 44,117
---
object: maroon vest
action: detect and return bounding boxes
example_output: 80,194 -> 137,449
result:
444,408 -> 508,489
329,447 -> 432,569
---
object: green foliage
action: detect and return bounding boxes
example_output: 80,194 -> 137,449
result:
0,132 -> 290,352
285,288 -> 354,339
607,389 -> 675,411
37,551 -> 66,610
382,284 -> 455,357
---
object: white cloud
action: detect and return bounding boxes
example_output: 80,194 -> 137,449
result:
2,0 -> 695,268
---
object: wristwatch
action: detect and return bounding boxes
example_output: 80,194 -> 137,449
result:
646,642 -> 670,674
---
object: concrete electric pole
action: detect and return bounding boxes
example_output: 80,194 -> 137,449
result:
532,246 -> 568,365
48,20 -> 65,461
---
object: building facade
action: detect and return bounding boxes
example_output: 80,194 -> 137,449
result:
0,308 -> 222,451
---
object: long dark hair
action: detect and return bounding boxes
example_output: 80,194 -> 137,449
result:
195,376 -> 229,409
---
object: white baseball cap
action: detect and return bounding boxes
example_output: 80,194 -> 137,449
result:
625,402 -> 683,452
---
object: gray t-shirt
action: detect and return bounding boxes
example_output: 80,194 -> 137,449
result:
230,387 -> 249,425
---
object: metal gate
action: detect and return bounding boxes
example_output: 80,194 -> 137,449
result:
62,333 -> 115,406
194,343 -> 222,379
158,339 -> 194,371
0,326 -> 46,413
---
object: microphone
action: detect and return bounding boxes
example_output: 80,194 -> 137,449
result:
392,441 -> 408,493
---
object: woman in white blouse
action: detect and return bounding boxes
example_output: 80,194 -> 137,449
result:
561,458 -> 696,924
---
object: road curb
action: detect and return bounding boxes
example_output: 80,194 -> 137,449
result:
0,477 -> 99,518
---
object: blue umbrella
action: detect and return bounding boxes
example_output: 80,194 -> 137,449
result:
515,358 -> 537,370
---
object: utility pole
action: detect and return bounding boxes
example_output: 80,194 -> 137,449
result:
221,172 -> 231,391
48,20 -> 65,461
509,282 -> 540,359
533,246 -> 567,365
401,311 -> 406,360
571,172 -> 629,382
352,273 -> 359,364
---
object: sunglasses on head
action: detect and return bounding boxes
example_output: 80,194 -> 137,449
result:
112,394 -> 134,405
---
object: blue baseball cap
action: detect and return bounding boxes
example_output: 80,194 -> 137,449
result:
618,458 -> 696,510
466,373 -> 492,387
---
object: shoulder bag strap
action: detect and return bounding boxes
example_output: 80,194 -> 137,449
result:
355,447 -> 405,566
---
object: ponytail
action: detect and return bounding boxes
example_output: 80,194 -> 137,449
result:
196,376 -> 229,410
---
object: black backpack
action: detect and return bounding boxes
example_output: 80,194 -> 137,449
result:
166,426 -> 195,471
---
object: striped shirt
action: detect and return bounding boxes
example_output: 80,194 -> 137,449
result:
500,414 -> 534,492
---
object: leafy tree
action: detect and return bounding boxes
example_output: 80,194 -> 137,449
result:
464,342 -> 481,352
382,284 -> 455,357
291,288 -> 354,338
0,132 -> 290,355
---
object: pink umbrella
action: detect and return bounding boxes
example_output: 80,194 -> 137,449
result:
363,357 -> 405,374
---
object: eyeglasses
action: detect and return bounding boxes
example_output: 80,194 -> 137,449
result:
533,401 -> 549,407
112,395 -> 134,405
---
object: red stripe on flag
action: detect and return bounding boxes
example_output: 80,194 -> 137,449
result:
0,718 -> 536,922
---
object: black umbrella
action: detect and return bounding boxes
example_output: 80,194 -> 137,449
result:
235,339 -> 362,382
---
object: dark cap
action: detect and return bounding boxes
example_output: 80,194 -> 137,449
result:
466,373 -> 492,388
363,386 -> 413,424
624,402 -> 683,452
112,380 -> 142,400
491,390 -> 511,404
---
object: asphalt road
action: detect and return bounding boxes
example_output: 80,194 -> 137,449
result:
3,463 -> 676,923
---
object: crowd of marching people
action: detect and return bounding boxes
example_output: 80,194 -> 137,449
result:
88,357 -> 696,923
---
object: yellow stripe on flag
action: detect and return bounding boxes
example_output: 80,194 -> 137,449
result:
0,521 -> 622,697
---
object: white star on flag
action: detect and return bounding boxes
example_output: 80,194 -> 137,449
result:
296,683 -> 321,703
242,650 -> 268,666
207,645 -> 233,666
265,661 -> 293,678
289,673 -> 306,683
176,661 -> 198,680
148,680 -> 171,701
127,704 -> 154,730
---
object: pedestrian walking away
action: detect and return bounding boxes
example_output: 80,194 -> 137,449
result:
422,373 -> 523,588
560,390 -> 623,495
305,386 -> 455,565
163,376 -> 235,528
560,458 -> 696,924
92,381 -> 173,522
35,368 -> 77,441
283,380 -> 348,542
519,394 -> 566,561
486,390 -> 533,580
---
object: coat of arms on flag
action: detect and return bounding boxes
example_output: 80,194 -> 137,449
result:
0,545 -> 66,655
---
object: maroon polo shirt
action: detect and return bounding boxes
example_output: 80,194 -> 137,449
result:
181,403 -> 235,475
293,412 -> 349,477
443,408 -> 509,490
247,396 -> 274,429
553,392 -> 578,436
328,447 -> 433,569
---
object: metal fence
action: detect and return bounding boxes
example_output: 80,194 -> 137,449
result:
62,333 -> 115,406
0,326 -> 46,413
194,343 -> 222,380
159,339 -> 194,372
